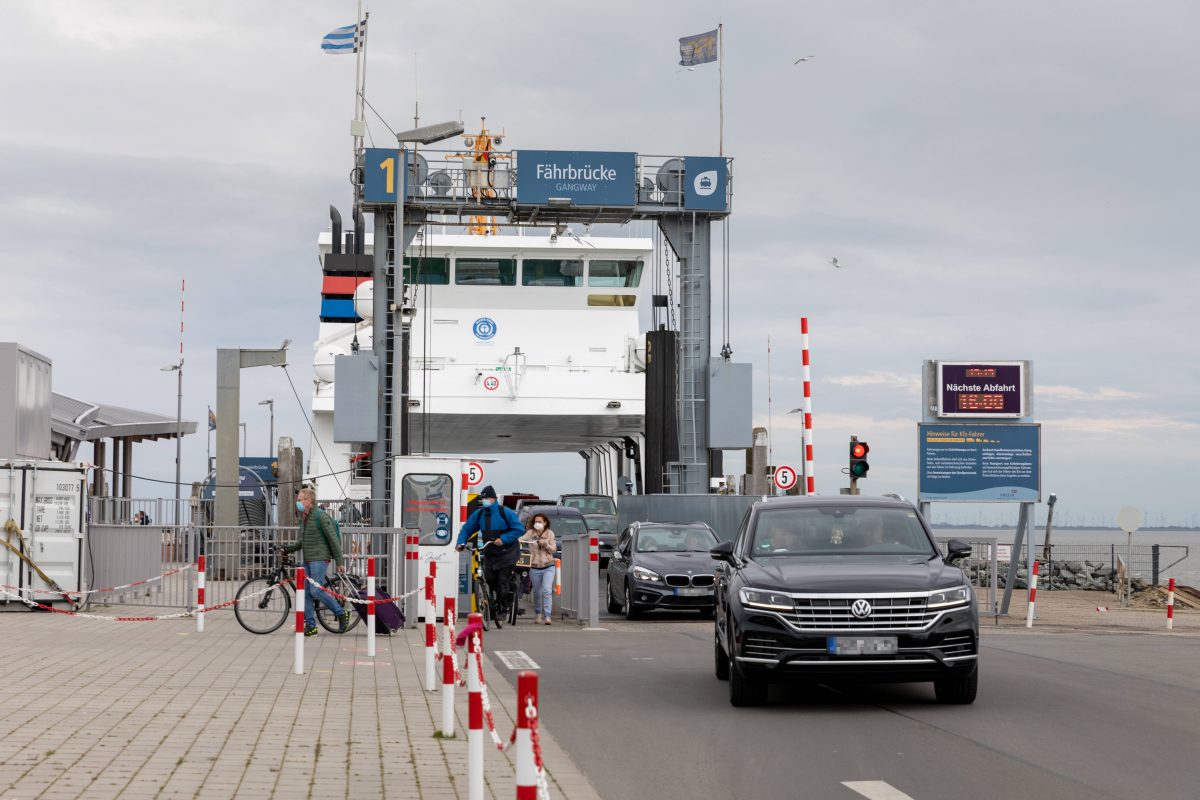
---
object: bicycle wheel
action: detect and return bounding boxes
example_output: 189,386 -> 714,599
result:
507,572 -> 520,626
234,575 -> 290,634
316,574 -> 363,634
474,579 -> 491,632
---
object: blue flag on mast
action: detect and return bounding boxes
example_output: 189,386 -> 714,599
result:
322,20 -> 366,55
679,29 -> 719,66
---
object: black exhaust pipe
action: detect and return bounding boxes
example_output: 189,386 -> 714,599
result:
329,206 -> 343,255
354,205 -> 365,254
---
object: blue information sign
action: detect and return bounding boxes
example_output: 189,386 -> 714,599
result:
362,148 -> 408,203
516,150 -> 636,206
918,423 -> 1040,502
683,156 -> 728,211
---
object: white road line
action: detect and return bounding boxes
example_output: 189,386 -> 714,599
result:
494,650 -> 540,670
842,781 -> 917,800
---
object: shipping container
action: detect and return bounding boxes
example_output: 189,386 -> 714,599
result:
0,460 -> 87,607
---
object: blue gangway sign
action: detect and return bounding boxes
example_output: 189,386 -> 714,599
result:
515,150 -> 636,206
918,423 -> 1040,502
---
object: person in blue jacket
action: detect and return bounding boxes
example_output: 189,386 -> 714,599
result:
456,485 -> 523,620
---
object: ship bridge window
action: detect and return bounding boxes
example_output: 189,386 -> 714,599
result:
588,259 -> 644,288
403,256 -> 450,285
522,259 -> 583,287
455,258 -> 516,286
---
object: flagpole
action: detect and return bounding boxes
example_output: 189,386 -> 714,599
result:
718,23 -> 724,156
353,2 -> 365,164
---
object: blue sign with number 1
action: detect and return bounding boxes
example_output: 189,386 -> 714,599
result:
363,148 -> 408,203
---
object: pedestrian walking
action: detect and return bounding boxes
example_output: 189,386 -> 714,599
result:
283,487 -> 349,636
520,512 -> 557,625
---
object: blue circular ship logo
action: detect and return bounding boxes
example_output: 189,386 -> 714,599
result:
472,317 -> 497,340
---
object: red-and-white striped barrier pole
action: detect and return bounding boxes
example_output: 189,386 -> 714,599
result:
441,595 -> 457,737
589,536 -> 599,565
1167,577 -> 1175,630
294,566 -> 306,675
467,612 -> 484,800
1025,560 -> 1040,628
461,472 -> 470,525
801,317 -> 815,495
554,557 -> 561,596
367,556 -> 376,657
196,554 -> 205,633
424,573 -> 437,691
515,671 -> 538,800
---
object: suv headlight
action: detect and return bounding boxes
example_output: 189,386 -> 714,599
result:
738,587 -> 795,611
631,566 -> 661,583
928,585 -> 971,608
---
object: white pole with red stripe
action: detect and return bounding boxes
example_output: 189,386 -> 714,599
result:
1167,577 -> 1175,630
441,596 -> 456,737
196,554 -> 205,633
515,671 -> 538,800
800,317 -> 815,495
367,556 -> 376,657
424,572 -> 437,691
467,612 -> 484,800
1025,560 -> 1039,628
294,566 -> 306,675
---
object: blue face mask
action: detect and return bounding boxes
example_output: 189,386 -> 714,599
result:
296,501 -> 305,513
481,498 -> 495,508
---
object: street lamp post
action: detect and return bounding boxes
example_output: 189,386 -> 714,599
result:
239,422 -> 247,458
258,399 -> 274,458
160,363 -> 183,525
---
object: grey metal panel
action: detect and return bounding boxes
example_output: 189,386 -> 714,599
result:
616,494 -> 760,541
708,359 -> 752,449
333,355 -> 380,443
0,343 -> 52,460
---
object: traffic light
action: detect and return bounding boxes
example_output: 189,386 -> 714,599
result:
848,436 -> 870,494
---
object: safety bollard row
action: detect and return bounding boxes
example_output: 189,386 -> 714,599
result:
425,566 -> 437,691
196,554 -> 206,633
442,596 -> 457,737
467,612 -> 484,800
367,556 -> 376,657
294,566 -> 305,675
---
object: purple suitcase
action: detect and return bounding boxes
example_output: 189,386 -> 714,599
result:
354,587 -> 405,634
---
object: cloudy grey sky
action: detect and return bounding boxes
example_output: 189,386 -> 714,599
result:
3,1 -> 1197,527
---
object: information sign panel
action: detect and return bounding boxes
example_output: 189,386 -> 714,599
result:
515,150 -> 636,206
918,423 -> 1040,502
362,148 -> 408,204
683,156 -> 729,211
936,361 -> 1026,418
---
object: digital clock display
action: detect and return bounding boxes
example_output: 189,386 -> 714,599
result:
937,362 -> 1025,418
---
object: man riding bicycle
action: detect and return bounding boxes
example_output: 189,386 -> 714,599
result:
455,485 -> 522,622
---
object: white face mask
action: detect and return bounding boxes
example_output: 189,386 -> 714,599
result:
533,522 -> 546,532
481,498 -> 495,508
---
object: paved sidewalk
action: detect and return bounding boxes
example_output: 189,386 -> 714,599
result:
983,588 -> 1197,633
0,605 -> 603,800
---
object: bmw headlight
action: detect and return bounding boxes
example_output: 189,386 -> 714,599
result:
928,585 -> 971,608
738,587 -> 795,611
631,566 -> 662,583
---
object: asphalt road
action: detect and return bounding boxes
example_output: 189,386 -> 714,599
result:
487,595 -> 1200,800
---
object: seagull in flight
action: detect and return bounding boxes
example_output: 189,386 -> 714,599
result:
794,55 -> 815,64
829,257 -> 841,268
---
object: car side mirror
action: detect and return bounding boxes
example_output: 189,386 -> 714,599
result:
710,540 -> 735,563
946,538 -> 972,564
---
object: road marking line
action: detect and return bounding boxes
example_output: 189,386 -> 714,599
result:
494,650 -> 540,670
631,657 -> 655,660
842,781 -> 916,800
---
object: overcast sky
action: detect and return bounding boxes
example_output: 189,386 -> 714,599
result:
3,1 -> 1197,528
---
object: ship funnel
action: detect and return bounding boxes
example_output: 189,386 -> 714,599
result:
354,206 -> 365,254
329,206 -> 343,255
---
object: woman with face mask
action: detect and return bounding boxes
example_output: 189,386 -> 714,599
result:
519,513 -> 557,624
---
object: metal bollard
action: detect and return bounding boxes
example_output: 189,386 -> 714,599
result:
515,671 -> 539,800
367,556 -> 376,657
441,596 -> 456,737
424,574 -> 437,691
294,566 -> 305,675
467,612 -> 484,800
196,554 -> 205,633
1025,561 -> 1039,628
1167,577 -> 1175,630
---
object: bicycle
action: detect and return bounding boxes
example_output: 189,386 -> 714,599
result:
460,534 -> 495,630
233,549 -> 363,635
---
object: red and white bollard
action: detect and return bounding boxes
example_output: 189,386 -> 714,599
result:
467,612 -> 484,800
196,554 -> 205,633
554,558 -> 561,596
1167,577 -> 1175,630
515,671 -> 539,800
294,566 -> 306,675
367,556 -> 376,657
800,317 -> 815,495
1025,560 -> 1040,628
441,596 -> 457,737
424,574 -> 437,691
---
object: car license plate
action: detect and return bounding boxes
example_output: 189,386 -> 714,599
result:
674,587 -> 708,596
827,636 -> 898,656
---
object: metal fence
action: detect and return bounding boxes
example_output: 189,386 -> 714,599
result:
557,532 -> 599,627
986,544 -> 1189,590
935,536 -> 1000,617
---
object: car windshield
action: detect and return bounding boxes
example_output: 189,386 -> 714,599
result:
552,516 -> 588,536
635,526 -> 718,553
562,496 -> 617,515
749,507 -> 935,557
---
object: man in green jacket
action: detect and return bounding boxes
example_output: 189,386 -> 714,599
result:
284,487 -> 349,636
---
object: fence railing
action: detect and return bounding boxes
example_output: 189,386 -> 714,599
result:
557,532 -> 599,626
935,536 -> 999,617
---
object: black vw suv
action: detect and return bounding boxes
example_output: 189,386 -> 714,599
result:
711,495 -> 979,706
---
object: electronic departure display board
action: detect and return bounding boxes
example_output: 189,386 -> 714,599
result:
936,361 -> 1026,418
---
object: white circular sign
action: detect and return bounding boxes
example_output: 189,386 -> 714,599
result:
467,462 -> 485,487
1116,506 -> 1143,534
483,376 -> 500,391
773,464 -> 798,491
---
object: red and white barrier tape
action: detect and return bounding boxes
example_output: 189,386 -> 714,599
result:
0,581 -> 279,622
318,582 -> 421,607
473,640 -> 515,751
1,564 -> 194,600
526,695 -> 551,800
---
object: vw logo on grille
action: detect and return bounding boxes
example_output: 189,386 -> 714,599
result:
851,599 -> 873,618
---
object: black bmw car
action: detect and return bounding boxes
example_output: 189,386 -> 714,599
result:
606,522 -> 720,618
711,496 -> 979,706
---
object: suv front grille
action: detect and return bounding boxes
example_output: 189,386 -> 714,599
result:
781,595 -> 938,631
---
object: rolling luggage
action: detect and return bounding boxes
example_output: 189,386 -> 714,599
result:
354,587 -> 405,634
